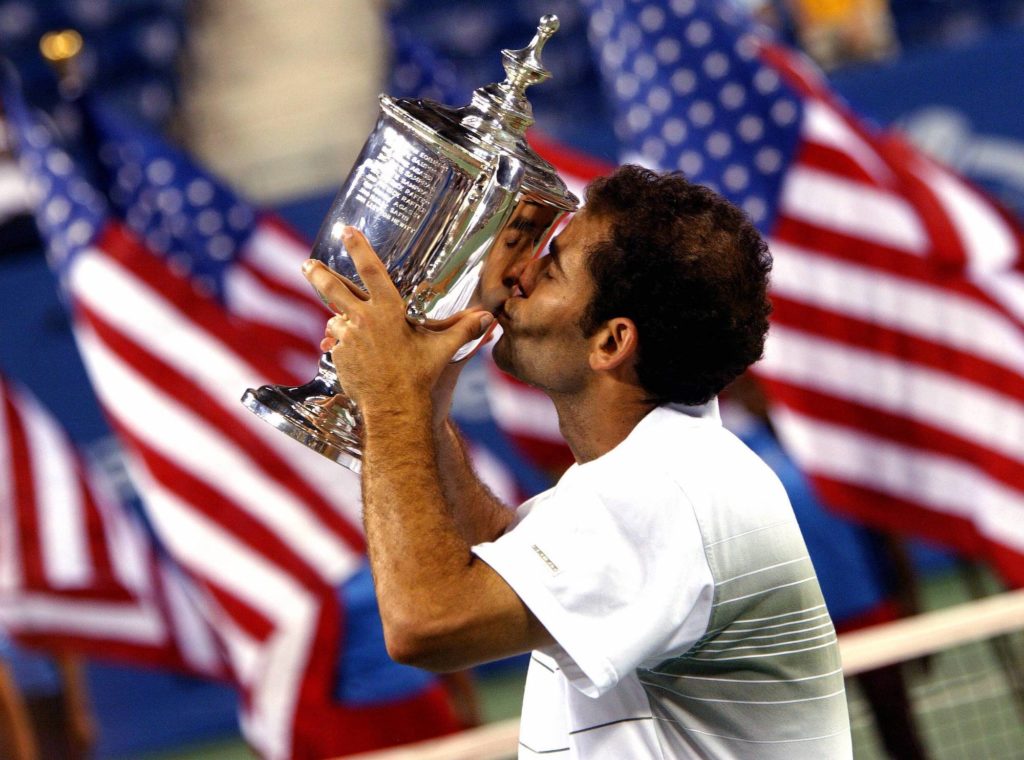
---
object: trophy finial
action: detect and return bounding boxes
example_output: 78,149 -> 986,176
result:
502,15 -> 560,95
455,15 -> 561,142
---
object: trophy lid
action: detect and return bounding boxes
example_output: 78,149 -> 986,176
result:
385,15 -> 578,212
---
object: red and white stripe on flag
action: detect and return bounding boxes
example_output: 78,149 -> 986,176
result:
227,216 -> 334,377
0,374 -> 224,677
754,45 -> 1024,583
65,217 -> 372,758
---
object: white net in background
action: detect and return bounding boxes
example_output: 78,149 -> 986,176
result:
847,636 -> 1024,759
842,588 -> 1024,760
345,589 -> 1024,760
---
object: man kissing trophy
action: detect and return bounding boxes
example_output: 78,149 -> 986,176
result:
242,15 -> 577,472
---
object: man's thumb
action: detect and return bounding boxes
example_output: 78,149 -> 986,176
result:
446,311 -> 494,350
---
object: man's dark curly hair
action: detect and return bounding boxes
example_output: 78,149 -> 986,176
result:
581,165 -> 772,406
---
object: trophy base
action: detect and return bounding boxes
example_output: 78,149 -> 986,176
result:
242,369 -> 364,474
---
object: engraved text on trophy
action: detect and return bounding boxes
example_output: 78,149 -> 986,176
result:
353,126 -> 446,235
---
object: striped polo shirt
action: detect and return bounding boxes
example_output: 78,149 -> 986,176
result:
473,402 -> 852,758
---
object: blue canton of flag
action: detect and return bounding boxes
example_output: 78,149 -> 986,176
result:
584,0 -> 802,228
2,82 -> 106,278
388,21 -> 471,106
0,0 -> 187,251
6,87 -> 257,305
89,103 -> 256,301
6,72 -> 328,370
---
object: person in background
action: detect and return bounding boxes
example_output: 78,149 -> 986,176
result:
0,654 -> 36,760
0,630 -> 95,760
784,0 -> 899,68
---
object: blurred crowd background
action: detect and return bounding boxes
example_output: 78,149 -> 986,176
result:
1,1 -> 1023,759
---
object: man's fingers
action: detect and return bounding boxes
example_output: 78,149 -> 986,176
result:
417,313 -> 472,332
311,262 -> 369,301
303,260 -> 364,312
336,272 -> 370,302
340,227 -> 396,300
438,311 -> 495,356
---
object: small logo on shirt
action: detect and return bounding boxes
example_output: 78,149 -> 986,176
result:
531,544 -> 560,574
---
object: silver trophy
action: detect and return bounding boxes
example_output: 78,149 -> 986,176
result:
242,15 -> 579,473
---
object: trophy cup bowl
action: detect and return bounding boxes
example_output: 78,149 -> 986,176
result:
241,15 -> 578,473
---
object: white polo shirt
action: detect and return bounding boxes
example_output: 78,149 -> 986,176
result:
472,402 -> 852,759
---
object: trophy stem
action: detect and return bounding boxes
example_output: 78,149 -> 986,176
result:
241,354 -> 365,473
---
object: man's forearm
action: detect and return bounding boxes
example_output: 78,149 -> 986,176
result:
361,404 -> 484,638
359,401 -> 543,671
434,419 -> 515,546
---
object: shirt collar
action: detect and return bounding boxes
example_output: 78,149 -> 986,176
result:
665,397 -> 721,423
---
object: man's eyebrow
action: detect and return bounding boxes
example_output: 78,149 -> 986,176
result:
508,216 -> 541,233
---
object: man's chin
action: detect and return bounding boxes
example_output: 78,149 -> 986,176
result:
490,333 -> 516,376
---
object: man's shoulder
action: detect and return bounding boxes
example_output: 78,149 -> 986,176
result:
600,405 -> 784,496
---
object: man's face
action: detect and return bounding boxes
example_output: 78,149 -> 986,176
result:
492,210 -> 610,394
475,202 -> 559,314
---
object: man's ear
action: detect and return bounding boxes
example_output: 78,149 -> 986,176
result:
589,317 -> 639,373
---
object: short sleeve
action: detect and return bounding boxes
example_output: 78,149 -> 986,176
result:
472,469 -> 714,698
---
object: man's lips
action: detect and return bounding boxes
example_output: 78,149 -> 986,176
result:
497,284 -> 524,324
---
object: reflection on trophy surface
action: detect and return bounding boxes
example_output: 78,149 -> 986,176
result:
455,201 -> 561,316
241,15 -> 578,473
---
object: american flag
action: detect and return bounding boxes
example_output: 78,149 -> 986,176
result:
579,0 -> 1024,582
0,372 -> 226,677
1,79 -> 461,758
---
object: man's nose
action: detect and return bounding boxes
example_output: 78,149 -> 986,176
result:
502,253 -> 537,295
515,257 -> 544,296
501,250 -> 532,288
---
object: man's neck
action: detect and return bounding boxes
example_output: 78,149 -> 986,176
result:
551,381 -> 657,464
